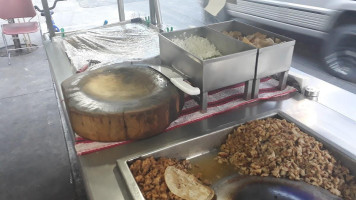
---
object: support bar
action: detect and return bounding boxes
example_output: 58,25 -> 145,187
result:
7,19 -> 22,50
117,0 -> 162,28
149,0 -> 156,25
153,0 -> 162,29
117,0 -> 125,22
41,0 -> 55,38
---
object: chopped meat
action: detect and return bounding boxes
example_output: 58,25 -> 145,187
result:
129,157 -> 192,200
222,31 -> 283,48
216,118 -> 356,200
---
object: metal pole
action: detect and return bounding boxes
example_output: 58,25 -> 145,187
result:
153,0 -> 162,29
41,0 -> 55,38
149,0 -> 156,25
117,0 -> 125,22
8,19 -> 22,51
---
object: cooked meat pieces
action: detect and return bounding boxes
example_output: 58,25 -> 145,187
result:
129,157 -> 192,200
253,37 -> 275,48
216,118 -> 356,200
222,31 -> 282,48
222,30 -> 243,40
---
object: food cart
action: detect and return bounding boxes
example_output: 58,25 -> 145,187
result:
40,0 -> 356,199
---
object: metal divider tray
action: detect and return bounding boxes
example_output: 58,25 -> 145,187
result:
207,20 -> 296,98
159,26 -> 257,112
116,111 -> 356,200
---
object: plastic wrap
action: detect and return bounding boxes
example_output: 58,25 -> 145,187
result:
61,63 -> 173,114
60,23 -> 160,71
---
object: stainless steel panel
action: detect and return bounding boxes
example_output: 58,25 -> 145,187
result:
116,118 -> 247,200
159,35 -> 204,89
207,20 -> 295,79
117,111 -> 356,200
42,2 -> 356,199
117,125 -> 235,199
77,92 -> 356,200
257,43 -> 294,78
231,0 -> 329,31
203,50 -> 257,92
233,0 -> 282,22
159,26 -> 257,92
225,9 -> 328,38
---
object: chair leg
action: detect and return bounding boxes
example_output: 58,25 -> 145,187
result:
1,32 -> 11,65
38,22 -> 43,42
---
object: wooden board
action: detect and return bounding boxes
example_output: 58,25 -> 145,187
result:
61,64 -> 183,142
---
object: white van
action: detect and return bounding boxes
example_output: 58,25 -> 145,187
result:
226,0 -> 356,82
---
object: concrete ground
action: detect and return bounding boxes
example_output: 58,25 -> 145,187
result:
0,11 -> 77,200
0,32 -> 76,200
0,0 -> 355,200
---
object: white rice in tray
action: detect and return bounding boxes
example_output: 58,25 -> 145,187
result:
172,35 -> 222,60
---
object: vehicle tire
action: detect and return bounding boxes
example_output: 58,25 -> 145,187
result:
323,25 -> 356,83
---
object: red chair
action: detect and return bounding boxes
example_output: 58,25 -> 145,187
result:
0,0 -> 40,65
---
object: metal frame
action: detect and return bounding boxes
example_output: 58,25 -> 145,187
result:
117,0 -> 162,28
41,0 -> 56,38
43,38 -> 88,200
1,21 -> 42,65
159,27 -> 257,113
116,110 -> 356,199
207,20 -> 295,99
117,0 -> 125,22
42,19 -> 356,200
39,0 -> 163,39
252,70 -> 289,98
1,29 -> 10,64
191,79 -> 253,113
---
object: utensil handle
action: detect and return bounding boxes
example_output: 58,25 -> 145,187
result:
170,78 -> 200,96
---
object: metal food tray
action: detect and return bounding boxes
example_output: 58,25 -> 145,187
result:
159,26 -> 257,112
207,20 -> 296,98
116,111 -> 356,200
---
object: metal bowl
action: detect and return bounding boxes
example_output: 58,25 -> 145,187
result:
213,175 -> 341,200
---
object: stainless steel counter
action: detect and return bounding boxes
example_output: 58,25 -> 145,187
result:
289,68 -> 356,122
44,29 -> 356,200
76,93 -> 356,200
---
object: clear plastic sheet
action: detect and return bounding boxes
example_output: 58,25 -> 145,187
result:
61,63 -> 174,114
59,23 -> 160,71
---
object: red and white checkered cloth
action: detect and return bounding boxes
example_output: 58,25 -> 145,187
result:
75,78 -> 296,155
